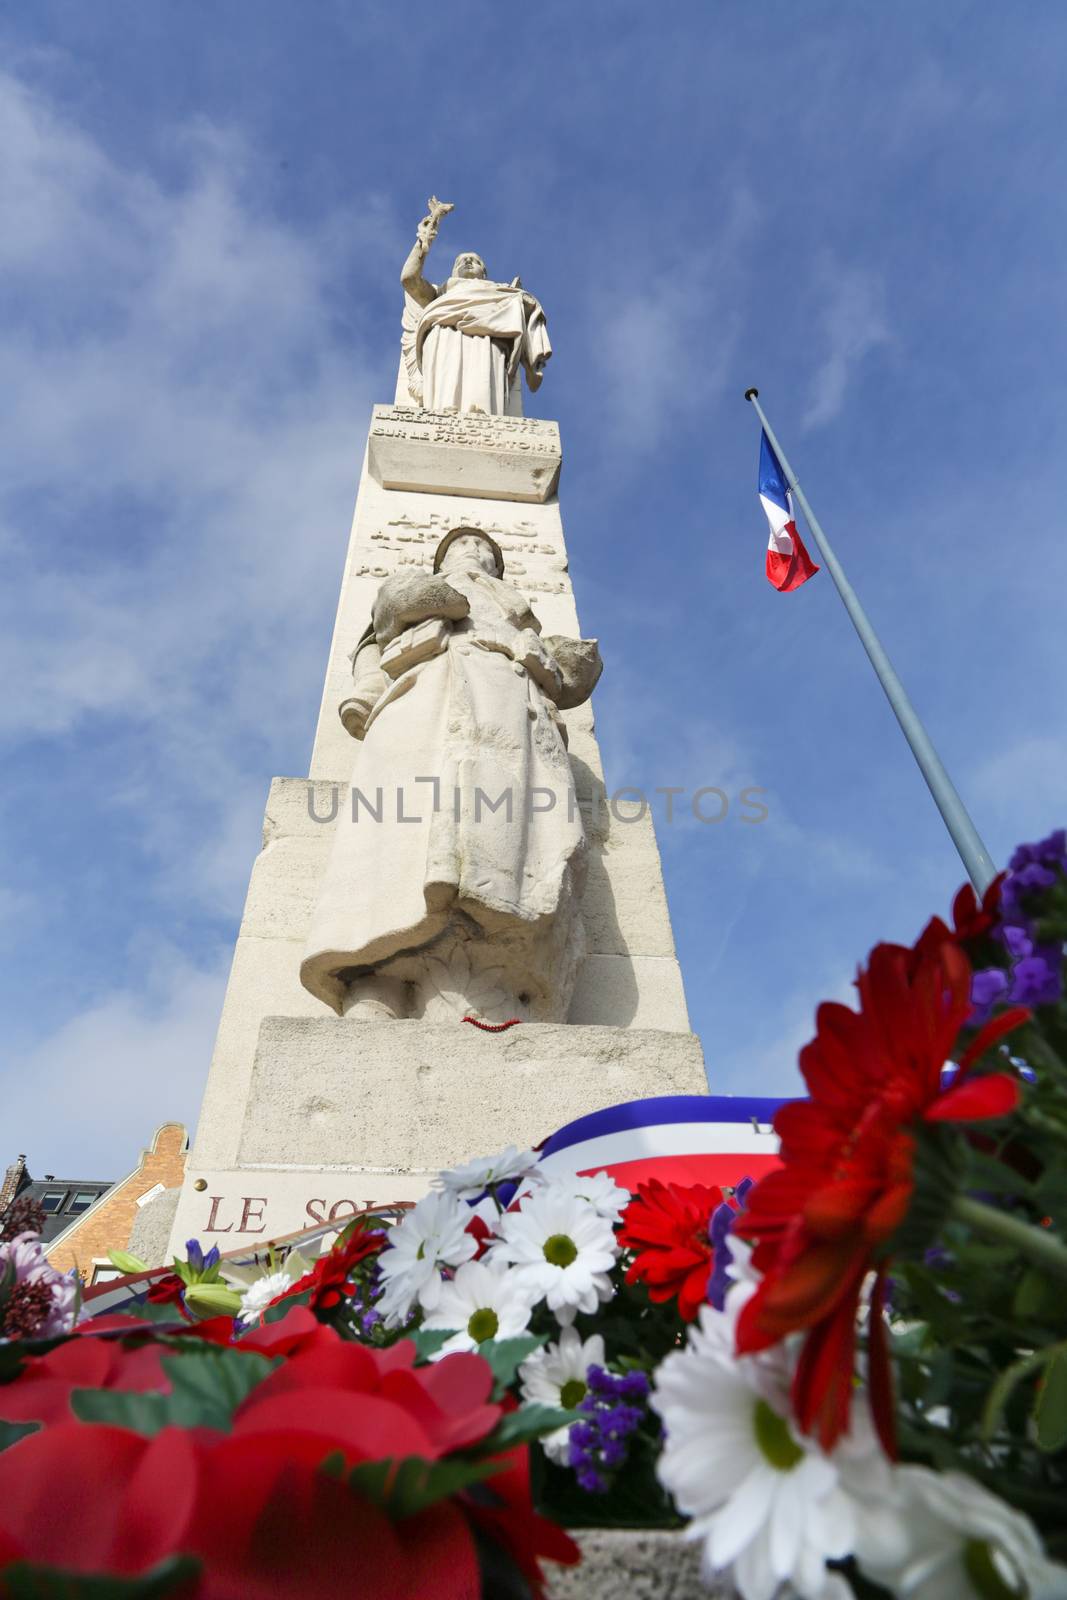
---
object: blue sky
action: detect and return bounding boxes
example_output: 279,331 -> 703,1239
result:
3,3 -> 1066,1176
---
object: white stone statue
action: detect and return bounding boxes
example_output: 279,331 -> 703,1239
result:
399,198 -> 552,415
300,527 -> 602,1025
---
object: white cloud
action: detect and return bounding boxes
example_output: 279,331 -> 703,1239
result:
969,736 -> 1067,855
11,948 -> 229,1175
0,68 -> 403,917
585,184 -> 760,448
802,255 -> 891,430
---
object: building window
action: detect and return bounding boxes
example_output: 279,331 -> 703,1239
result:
41,1191 -> 67,1213
67,1191 -> 99,1215
89,1265 -> 123,1286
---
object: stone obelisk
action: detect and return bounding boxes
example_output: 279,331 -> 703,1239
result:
168,203 -> 707,1253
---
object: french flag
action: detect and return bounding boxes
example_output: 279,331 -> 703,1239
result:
537,1094 -> 789,1192
759,429 -> 819,592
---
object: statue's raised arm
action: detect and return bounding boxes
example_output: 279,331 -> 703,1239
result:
400,196 -> 453,309
398,198 -> 551,416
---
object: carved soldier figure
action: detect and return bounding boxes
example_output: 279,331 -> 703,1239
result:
399,198 -> 552,416
300,526 -> 602,1025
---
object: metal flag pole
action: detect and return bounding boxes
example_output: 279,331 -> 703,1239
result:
744,387 -> 996,895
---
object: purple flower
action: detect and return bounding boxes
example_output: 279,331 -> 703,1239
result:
1007,829 -> 1067,875
568,1365 -> 650,1493
970,966 -> 1009,1023
0,1233 -> 80,1342
184,1239 -> 220,1276
1009,948 -> 1063,1008
973,829 -> 1066,1021
1001,925 -> 1034,960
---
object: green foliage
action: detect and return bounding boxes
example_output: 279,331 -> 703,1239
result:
474,1403 -> 578,1456
0,1418 -> 40,1453
0,1556 -> 200,1598
71,1347 -> 277,1435
349,1453 -> 504,1518
531,1426 -> 681,1531
409,1326 -> 454,1364
1035,1346 -> 1067,1453
476,1334 -> 545,1397
885,1007 -> 1067,1559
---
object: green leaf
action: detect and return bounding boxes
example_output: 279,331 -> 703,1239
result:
409,1326 -> 453,1363
1035,1346 -> 1067,1452
108,1249 -> 150,1276
476,1334 -> 545,1397
114,1300 -> 188,1328
349,1453 -> 504,1518
1013,1267 -> 1053,1322
258,1286 -> 313,1326
70,1388 -> 174,1435
0,1418 -> 39,1453
475,1404 -> 579,1456
72,1347 -> 276,1435
161,1347 -> 275,1426
0,1555 -> 200,1598
980,1347 -> 1050,1442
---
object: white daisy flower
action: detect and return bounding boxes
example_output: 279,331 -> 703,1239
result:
436,1145 -> 539,1200
219,1247 -> 313,1325
421,1257 -> 538,1357
490,1187 -> 617,1325
519,1326 -> 606,1464
538,1167 -> 631,1224
651,1305 -> 895,1600
854,1466 -> 1067,1600
376,1189 -> 477,1327
236,1269 -> 297,1327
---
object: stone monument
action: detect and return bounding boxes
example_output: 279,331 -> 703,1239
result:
168,201 -> 708,1254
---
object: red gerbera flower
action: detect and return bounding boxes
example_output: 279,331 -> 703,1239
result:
734,925 -> 1025,1454
288,1224 -> 387,1314
617,1178 -> 725,1322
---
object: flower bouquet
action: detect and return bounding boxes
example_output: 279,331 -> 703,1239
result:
2,830 -> 1067,1599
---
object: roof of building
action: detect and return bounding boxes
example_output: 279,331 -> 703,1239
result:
2,1163 -> 114,1245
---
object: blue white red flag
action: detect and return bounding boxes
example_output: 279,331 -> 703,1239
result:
759,429 -> 820,592
537,1094 -> 788,1192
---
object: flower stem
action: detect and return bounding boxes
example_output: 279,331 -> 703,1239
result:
951,1196 -> 1067,1282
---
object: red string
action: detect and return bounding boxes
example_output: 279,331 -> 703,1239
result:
461,1016 -> 522,1032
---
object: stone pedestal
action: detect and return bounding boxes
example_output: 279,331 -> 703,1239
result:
545,1529 -> 731,1598
368,405 -> 561,502
169,1020 -> 707,1248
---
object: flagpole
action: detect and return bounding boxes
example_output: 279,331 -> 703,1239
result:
744,387 -> 996,895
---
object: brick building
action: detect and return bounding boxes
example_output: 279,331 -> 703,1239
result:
2,1124 -> 189,1284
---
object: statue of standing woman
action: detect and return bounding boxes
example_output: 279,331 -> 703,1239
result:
300,526 -> 601,1026
399,198 -> 552,416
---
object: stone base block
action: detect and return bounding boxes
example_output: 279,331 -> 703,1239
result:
169,1019 -> 707,1252
238,1018 -> 707,1170
368,405 -> 561,502
546,1529 -> 727,1598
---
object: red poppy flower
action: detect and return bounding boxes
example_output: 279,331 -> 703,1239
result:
189,1433 -> 483,1600
0,1424 -> 198,1577
734,928 -> 1025,1453
0,1315 -> 566,1599
617,1178 -> 726,1321
0,1335 -> 168,1429
233,1318 -> 501,1460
